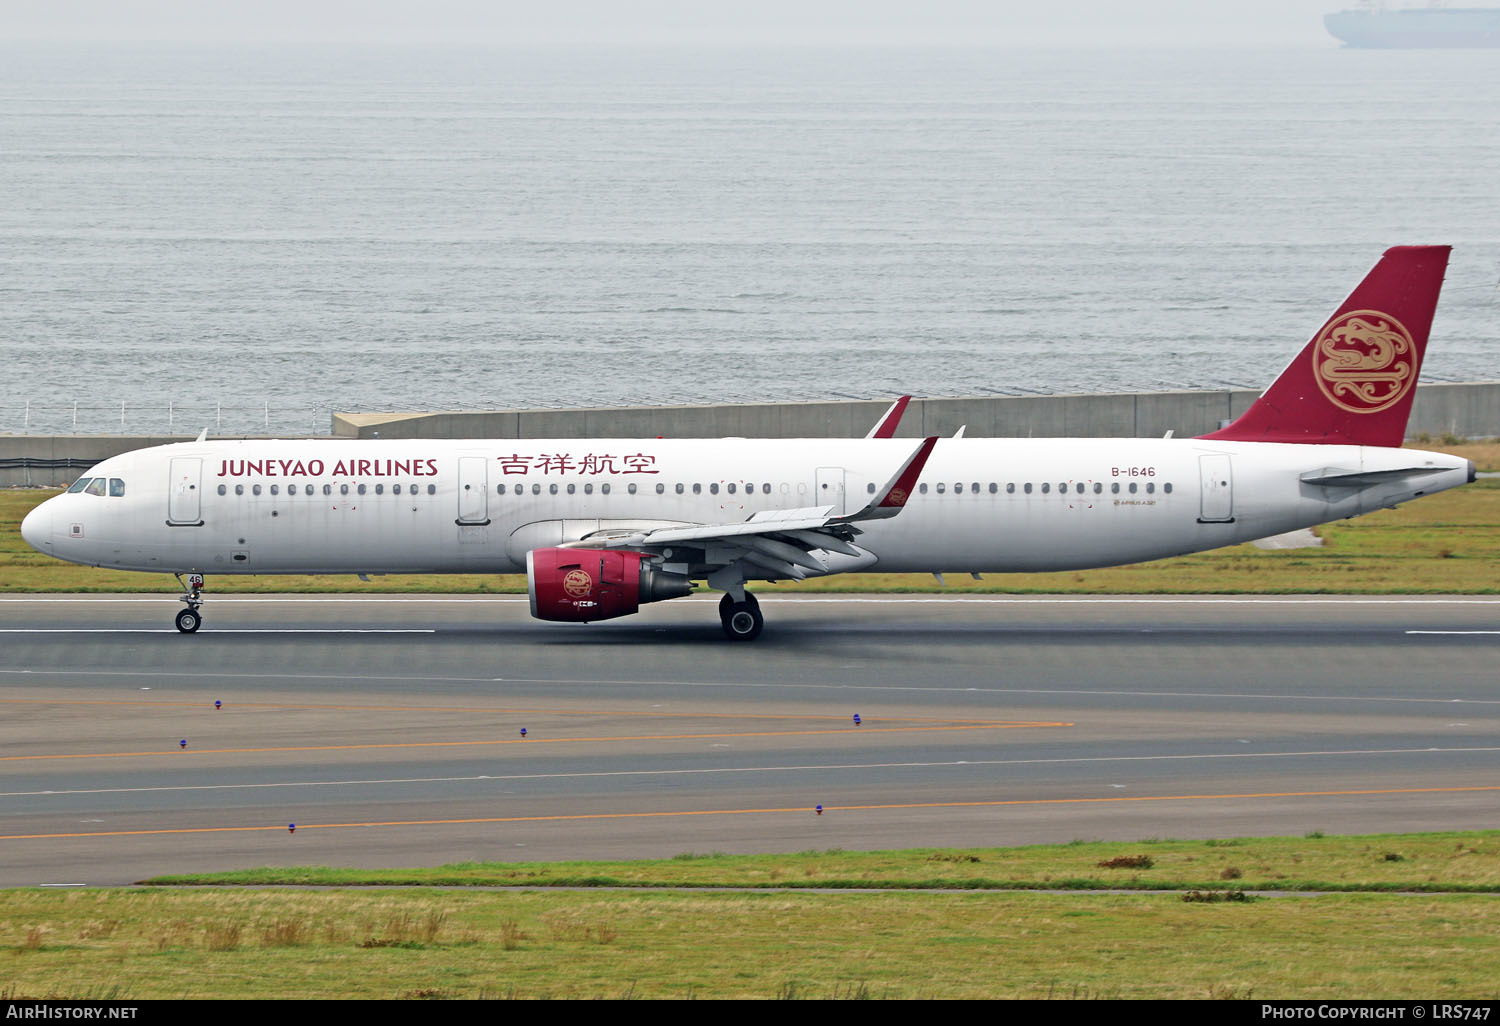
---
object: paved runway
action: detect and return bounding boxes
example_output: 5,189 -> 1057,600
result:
1,594 -> 1497,886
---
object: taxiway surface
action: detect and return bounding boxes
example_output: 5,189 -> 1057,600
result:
1,594 -> 1496,886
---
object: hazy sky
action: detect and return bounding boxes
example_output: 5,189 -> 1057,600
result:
4,1 -> 1367,48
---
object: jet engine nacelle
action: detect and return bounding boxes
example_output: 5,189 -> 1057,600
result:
526,547 -> 694,623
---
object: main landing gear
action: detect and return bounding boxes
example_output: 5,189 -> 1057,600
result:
719,592 -> 764,641
174,572 -> 204,633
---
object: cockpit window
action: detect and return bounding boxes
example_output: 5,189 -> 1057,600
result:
109,478 -> 125,497
67,477 -> 93,493
84,478 -> 107,496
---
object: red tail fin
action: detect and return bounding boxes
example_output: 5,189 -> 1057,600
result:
1198,245 -> 1449,447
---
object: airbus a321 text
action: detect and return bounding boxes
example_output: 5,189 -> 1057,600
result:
21,246 -> 1474,640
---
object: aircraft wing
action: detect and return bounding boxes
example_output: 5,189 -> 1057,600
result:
559,436 -> 938,579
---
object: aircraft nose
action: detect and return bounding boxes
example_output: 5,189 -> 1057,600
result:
20,500 -> 52,553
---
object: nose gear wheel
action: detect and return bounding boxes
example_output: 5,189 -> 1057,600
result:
174,572 -> 205,633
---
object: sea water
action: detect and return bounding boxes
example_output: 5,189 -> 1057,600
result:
1,44 -> 1497,435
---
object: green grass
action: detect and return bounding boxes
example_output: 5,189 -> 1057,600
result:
143,831 -> 1500,892
4,441 -> 1499,594
4,832 -> 1500,999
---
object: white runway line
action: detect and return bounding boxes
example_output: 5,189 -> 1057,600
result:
3,667 -> 1500,705
7,746 -> 1498,799
4,596 -> 1500,606
0,629 -> 436,634
1406,630 -> 1500,635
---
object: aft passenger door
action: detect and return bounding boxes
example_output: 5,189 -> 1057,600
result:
167,457 -> 203,526
1198,454 -> 1234,523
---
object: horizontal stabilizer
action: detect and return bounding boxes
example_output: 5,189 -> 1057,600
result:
1300,466 -> 1450,488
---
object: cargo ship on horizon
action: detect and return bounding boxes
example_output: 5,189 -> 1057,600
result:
1325,3 -> 1500,47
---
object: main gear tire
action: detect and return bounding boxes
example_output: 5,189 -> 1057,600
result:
720,594 -> 763,641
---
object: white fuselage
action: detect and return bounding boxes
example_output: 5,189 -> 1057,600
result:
20,437 -> 1472,578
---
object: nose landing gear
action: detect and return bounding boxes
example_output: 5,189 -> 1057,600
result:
174,572 -> 205,633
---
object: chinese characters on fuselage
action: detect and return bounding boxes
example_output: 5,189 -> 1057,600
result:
497,453 -> 659,475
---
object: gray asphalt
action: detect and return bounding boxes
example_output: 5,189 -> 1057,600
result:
1,594 -> 1497,887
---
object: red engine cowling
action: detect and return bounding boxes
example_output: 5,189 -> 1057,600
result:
527,548 -> 693,623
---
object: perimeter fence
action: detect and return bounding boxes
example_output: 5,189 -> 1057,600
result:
2,401 -> 335,437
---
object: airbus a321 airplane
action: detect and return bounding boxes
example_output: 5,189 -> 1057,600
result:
21,245 -> 1474,640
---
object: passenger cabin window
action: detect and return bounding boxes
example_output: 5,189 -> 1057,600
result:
709,483 -> 719,495
1164,483 -> 1173,494
235,484 -> 244,496
601,483 -> 611,495
656,483 -> 664,494
1041,483 -> 1050,494
584,483 -> 593,495
253,484 -> 262,496
270,484 -> 280,496
217,484 -> 226,496
675,483 -> 684,494
628,483 -> 637,495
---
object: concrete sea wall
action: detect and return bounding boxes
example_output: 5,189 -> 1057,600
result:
329,382 -> 1500,442
5,382 -> 1498,487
